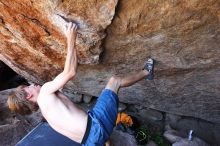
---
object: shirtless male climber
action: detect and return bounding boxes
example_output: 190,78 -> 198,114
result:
7,22 -> 155,146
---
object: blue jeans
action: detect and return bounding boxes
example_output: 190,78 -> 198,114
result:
83,89 -> 119,146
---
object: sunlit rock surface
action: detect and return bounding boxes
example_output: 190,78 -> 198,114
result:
0,0 -> 219,123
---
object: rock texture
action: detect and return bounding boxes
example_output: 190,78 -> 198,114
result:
164,125 -> 209,146
165,113 -> 220,146
0,0 -> 118,81
0,0 -> 220,123
110,128 -> 137,146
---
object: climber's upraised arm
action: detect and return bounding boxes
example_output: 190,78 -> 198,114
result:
40,22 -> 78,94
63,22 -> 78,76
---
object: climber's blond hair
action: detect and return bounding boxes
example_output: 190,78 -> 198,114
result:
7,85 -> 38,115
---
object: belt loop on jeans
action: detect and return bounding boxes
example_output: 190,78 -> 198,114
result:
81,115 -> 92,144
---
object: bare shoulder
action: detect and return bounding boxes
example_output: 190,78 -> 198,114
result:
37,82 -> 55,103
40,82 -> 52,94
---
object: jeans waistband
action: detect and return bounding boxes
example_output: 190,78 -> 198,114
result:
81,115 -> 92,144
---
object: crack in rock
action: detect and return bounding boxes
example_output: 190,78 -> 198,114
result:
20,14 -> 51,36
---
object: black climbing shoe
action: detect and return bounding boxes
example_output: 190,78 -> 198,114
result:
143,58 -> 155,80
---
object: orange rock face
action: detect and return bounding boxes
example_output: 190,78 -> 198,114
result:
0,0 -> 220,123
0,0 -> 117,81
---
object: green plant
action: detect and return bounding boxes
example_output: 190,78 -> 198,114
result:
151,133 -> 165,146
136,126 -> 169,146
136,126 -> 151,145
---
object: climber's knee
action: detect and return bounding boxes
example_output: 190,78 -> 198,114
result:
105,76 -> 121,94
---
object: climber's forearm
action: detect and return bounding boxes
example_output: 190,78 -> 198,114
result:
63,23 -> 78,77
63,41 -> 77,77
